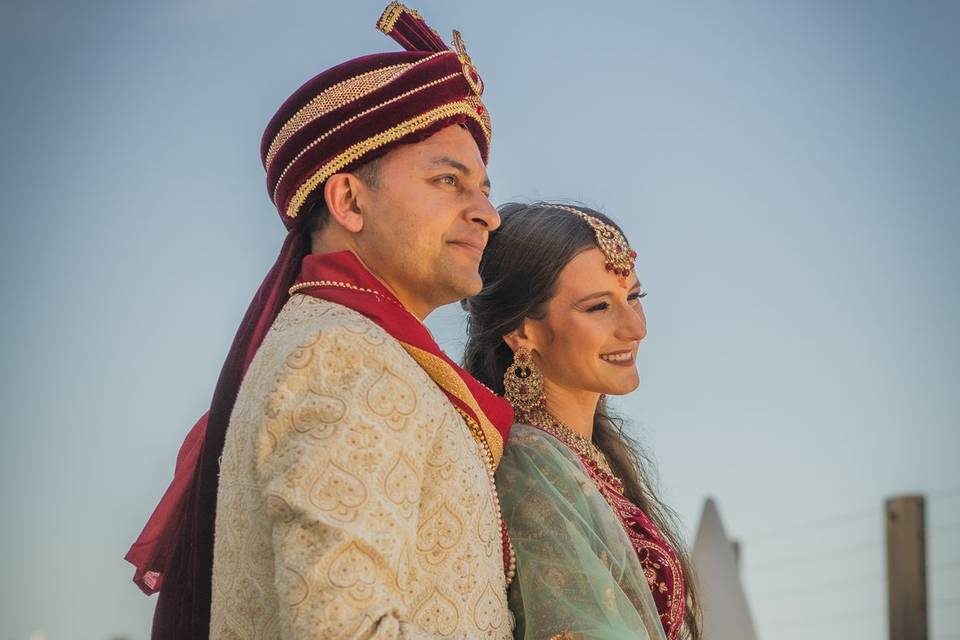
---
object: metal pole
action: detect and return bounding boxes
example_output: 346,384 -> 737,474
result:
886,494 -> 927,640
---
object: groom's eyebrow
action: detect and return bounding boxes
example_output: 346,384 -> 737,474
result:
429,156 -> 491,190
574,282 -> 642,304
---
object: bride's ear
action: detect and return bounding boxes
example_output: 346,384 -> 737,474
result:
502,322 -> 530,352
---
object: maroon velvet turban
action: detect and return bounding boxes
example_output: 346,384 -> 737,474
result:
124,4 -> 491,639
266,2 -> 491,226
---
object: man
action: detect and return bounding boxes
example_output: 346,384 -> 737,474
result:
126,3 -> 514,638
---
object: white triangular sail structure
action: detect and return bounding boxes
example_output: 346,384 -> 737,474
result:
692,498 -> 759,640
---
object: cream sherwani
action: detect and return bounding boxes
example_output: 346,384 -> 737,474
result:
210,294 -> 511,639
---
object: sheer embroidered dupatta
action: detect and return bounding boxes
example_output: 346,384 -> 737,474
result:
496,424 -> 667,640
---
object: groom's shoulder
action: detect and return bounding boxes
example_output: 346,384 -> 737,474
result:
260,294 -> 407,371
274,293 -> 377,331
240,294 -> 405,401
266,294 -> 394,347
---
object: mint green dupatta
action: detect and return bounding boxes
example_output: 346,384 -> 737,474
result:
496,424 -> 668,640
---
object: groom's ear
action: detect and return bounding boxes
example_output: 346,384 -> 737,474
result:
323,172 -> 365,233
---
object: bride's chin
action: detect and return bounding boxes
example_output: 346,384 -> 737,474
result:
606,376 -> 640,396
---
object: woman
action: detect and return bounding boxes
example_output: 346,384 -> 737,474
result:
464,203 -> 701,640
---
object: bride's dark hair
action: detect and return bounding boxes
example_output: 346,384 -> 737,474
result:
463,202 -> 701,639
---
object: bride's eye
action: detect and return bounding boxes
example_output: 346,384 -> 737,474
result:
628,291 -> 647,302
586,302 -> 609,313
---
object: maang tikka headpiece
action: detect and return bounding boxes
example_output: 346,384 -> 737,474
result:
553,205 -> 637,286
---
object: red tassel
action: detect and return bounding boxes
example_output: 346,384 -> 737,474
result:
377,2 -> 449,53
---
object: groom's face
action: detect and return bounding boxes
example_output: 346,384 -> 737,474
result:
354,124 -> 499,319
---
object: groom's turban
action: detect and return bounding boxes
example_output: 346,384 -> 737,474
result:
262,1 -> 492,228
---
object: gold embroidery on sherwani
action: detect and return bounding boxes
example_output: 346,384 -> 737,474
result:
308,462 -> 367,522
425,413 -> 462,480
383,452 -> 420,518
413,588 -> 461,635
418,503 -> 465,564
475,581 -> 506,631
209,296 -> 510,639
328,541 -> 378,600
365,365 -> 417,427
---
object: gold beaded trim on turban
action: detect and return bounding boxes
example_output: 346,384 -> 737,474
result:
266,63 -> 409,169
452,30 -> 483,97
553,205 -> 637,284
284,99 -> 489,219
271,70 -> 473,208
264,51 -> 451,170
377,1 -> 423,34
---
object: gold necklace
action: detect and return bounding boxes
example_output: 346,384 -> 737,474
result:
524,409 -> 619,480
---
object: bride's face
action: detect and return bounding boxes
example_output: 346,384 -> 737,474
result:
524,247 -> 647,396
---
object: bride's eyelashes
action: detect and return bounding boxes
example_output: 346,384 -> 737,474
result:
585,291 -> 646,313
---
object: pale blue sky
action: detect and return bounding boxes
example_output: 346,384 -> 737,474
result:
1,1 -> 958,639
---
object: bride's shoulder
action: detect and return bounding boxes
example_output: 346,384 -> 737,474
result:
506,422 -> 561,450
497,424 -> 603,520
501,423 -> 585,473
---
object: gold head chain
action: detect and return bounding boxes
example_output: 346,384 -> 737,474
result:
552,205 -> 636,286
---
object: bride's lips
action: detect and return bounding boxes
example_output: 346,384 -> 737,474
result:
599,349 -> 635,367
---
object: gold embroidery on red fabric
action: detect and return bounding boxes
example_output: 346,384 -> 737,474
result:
463,95 -> 491,137
272,73 -> 479,214
265,63 -> 409,169
265,51 -> 453,170
376,1 -> 422,34
283,99 -> 487,218
603,486 -> 685,638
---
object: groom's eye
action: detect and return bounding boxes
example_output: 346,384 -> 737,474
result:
437,175 -> 458,187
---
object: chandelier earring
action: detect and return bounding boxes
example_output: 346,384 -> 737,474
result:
503,346 -> 545,418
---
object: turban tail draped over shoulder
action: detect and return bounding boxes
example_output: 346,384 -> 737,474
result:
124,4 -> 495,639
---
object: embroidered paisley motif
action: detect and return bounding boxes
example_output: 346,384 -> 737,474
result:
412,588 -> 460,636
308,462 -> 368,522
383,452 -> 421,518
417,503 -> 465,564
328,542 -> 377,601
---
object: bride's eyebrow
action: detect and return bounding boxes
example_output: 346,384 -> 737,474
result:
575,291 -> 611,304
574,282 -> 642,304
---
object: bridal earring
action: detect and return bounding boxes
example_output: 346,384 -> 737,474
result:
503,346 -> 545,416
